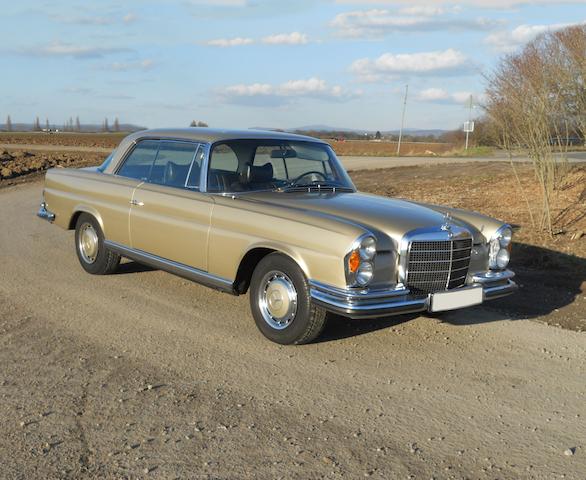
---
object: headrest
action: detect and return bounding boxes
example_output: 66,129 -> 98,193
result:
164,161 -> 189,186
242,163 -> 274,184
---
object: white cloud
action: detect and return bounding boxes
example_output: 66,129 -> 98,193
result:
331,8 -> 499,37
485,22 -> 585,52
335,0 -> 586,7
219,77 -> 358,105
205,37 -> 254,47
21,41 -> 128,59
51,12 -> 138,26
261,32 -> 309,45
123,13 -> 138,24
188,0 -> 248,5
224,83 -> 274,96
416,88 -> 475,104
351,49 -> 469,82
398,5 -> 445,15
205,32 -> 310,47
417,87 -> 452,101
107,59 -> 155,71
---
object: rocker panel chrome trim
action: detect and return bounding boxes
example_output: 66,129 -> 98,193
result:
104,240 -> 236,294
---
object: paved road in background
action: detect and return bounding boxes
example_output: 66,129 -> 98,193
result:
340,151 -> 586,170
1,143 -> 585,171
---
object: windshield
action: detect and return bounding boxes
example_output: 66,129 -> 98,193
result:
207,140 -> 354,193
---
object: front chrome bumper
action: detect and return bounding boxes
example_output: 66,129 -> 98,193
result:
37,202 -> 55,222
309,270 -> 517,319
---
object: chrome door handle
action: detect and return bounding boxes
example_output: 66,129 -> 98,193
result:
130,199 -> 144,206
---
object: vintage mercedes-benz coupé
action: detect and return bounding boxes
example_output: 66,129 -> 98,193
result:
38,129 -> 517,344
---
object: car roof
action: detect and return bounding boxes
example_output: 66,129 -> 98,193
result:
126,128 -> 327,145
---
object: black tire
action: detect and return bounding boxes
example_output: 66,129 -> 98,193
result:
74,213 -> 120,275
249,253 -> 327,345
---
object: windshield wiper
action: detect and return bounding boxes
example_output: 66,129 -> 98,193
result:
278,181 -> 353,193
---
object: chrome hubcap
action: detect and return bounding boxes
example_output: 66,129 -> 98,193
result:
78,223 -> 99,264
258,271 -> 298,330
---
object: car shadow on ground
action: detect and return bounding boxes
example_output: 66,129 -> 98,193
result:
111,243 -> 584,340
317,243 -> 585,342
114,260 -> 156,275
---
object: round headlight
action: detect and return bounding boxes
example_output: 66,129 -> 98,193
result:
496,248 -> 510,269
355,262 -> 374,286
499,227 -> 513,247
359,236 -> 376,260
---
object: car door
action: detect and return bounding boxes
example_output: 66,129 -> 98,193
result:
129,141 -> 213,271
106,139 -> 161,245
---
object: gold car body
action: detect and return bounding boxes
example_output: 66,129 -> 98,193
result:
38,128 -> 516,318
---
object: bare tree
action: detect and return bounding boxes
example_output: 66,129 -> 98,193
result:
45,118 -> 50,131
34,116 -> 41,131
484,25 -> 586,235
114,117 -> 120,131
75,116 -> 81,132
103,118 -> 109,132
190,120 -> 209,127
6,115 -> 12,132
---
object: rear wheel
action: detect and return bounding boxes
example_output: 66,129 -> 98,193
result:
74,213 -> 120,275
249,253 -> 327,345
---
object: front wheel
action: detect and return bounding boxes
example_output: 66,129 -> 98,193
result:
249,253 -> 327,345
74,213 -> 120,275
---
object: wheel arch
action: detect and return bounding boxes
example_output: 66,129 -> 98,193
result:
68,206 -> 105,232
233,244 -> 310,294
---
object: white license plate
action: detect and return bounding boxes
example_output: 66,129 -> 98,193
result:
430,286 -> 483,312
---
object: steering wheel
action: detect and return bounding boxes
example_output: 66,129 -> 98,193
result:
292,171 -> 328,184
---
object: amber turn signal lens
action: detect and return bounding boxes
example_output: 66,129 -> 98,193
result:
348,250 -> 361,273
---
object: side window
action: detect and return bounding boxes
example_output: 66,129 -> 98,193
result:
117,140 -> 159,180
208,144 -> 239,192
149,141 -> 198,188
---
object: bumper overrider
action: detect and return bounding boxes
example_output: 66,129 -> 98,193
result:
37,202 -> 55,222
309,270 -> 517,319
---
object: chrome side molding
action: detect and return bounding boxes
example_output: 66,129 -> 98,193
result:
104,240 -> 236,294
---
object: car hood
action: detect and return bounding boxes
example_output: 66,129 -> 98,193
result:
241,191 -> 501,246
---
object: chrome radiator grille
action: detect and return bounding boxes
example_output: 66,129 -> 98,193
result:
405,238 -> 472,293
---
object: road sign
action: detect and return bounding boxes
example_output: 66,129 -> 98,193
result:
463,121 -> 475,133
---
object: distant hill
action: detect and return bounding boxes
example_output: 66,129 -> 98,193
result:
286,125 -> 448,138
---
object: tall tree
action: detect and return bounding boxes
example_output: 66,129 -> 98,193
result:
114,117 -> 120,131
6,115 -> 12,132
34,116 -> 41,131
103,118 -> 109,132
75,116 -> 81,132
45,118 -> 50,131
485,24 -> 586,234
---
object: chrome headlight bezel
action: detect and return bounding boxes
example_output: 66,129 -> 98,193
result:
345,234 -> 377,287
489,224 -> 513,270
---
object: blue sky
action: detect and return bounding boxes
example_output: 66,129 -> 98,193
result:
2,0 -> 586,131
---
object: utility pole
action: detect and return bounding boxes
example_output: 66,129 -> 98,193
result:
465,94 -> 473,151
396,84 -> 408,156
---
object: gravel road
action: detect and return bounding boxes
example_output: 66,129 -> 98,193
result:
1,181 -> 585,479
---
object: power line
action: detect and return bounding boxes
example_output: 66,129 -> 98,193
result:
397,84 -> 408,156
